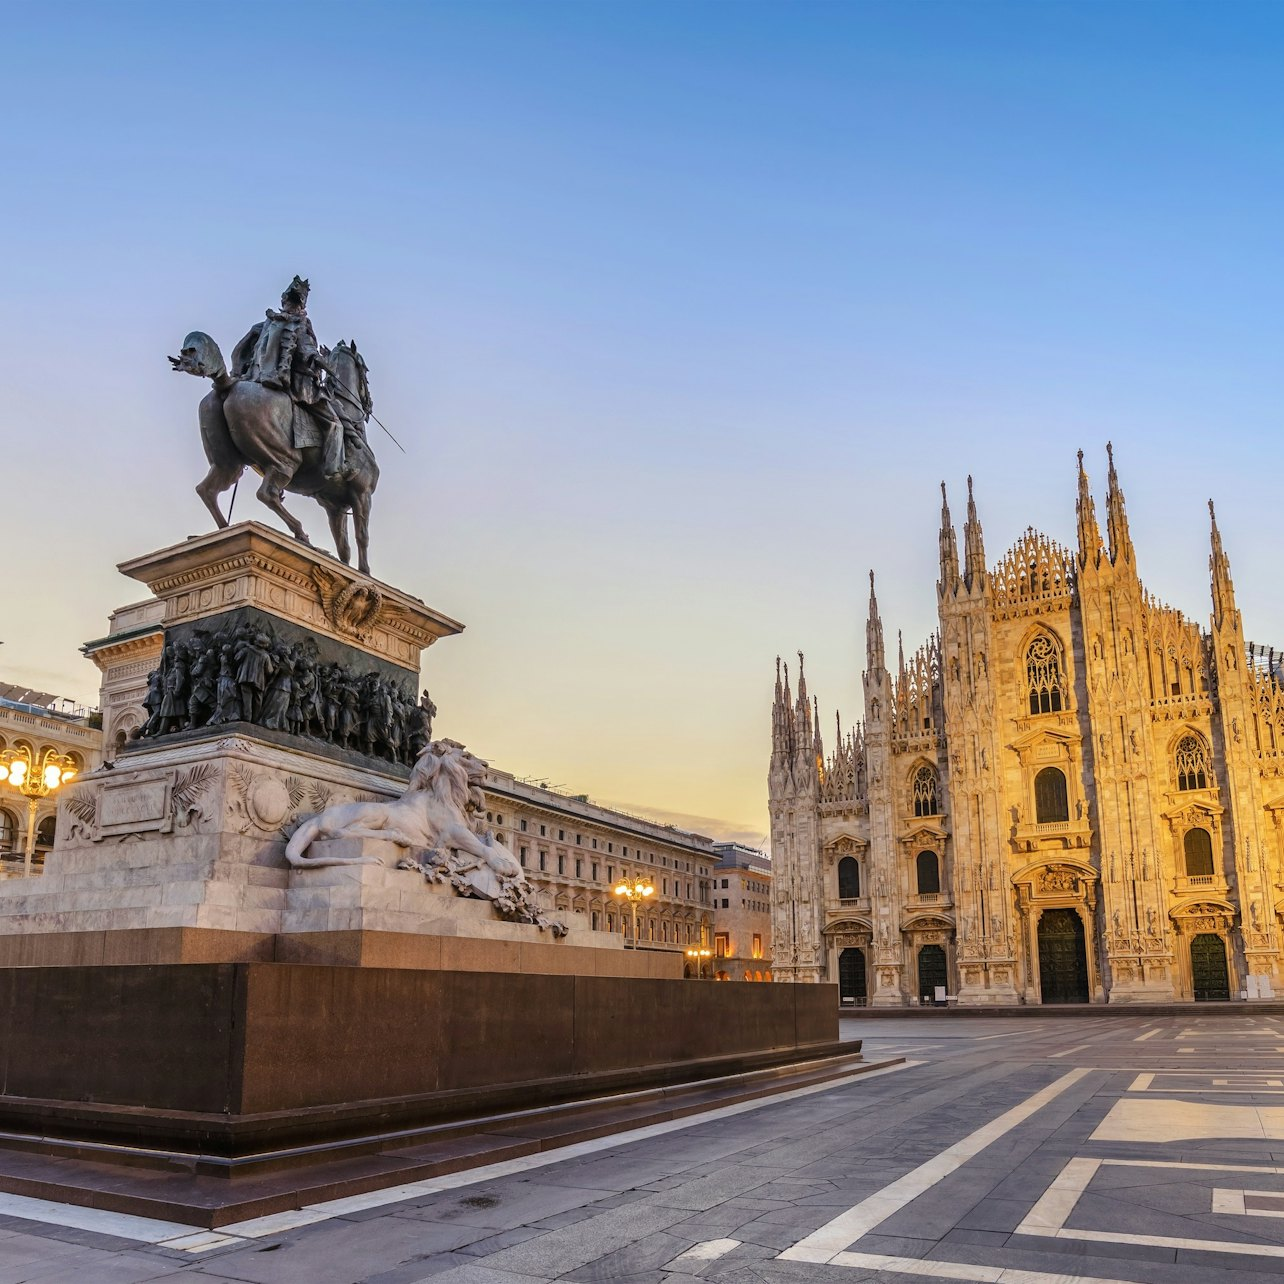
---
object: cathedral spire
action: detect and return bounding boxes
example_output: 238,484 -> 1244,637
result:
963,474 -> 986,590
897,629 -> 906,679
866,570 -> 885,675
1209,499 -> 1239,631
1104,441 -> 1135,568
938,480 -> 960,593
1075,448 -> 1103,570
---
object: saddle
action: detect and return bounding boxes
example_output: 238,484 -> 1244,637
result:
290,403 -> 325,450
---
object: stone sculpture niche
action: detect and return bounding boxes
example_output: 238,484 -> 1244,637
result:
286,739 -> 566,936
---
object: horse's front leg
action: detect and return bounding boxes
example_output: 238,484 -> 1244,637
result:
256,469 -> 311,544
196,461 -> 242,529
321,500 -> 351,565
352,491 -> 372,576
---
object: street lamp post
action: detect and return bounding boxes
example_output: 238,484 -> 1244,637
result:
0,747 -> 78,878
685,945 -> 713,979
612,875 -> 654,949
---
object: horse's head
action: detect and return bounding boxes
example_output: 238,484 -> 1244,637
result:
168,331 -> 227,380
328,339 -> 373,421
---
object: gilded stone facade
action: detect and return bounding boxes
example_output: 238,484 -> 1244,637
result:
769,447 -> 1284,1005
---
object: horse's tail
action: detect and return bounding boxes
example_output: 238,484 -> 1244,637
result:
284,814 -> 377,868
169,331 -> 229,384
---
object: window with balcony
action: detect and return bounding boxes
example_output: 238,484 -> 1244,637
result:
838,856 -> 860,900
915,850 -> 940,895
1034,767 -> 1069,824
1184,827 -> 1214,877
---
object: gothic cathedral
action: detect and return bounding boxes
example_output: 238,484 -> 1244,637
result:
768,446 -> 1284,1005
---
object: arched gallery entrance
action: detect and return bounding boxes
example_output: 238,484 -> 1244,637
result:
1037,909 -> 1089,1004
838,948 -> 867,1005
1190,933 -> 1230,1002
917,944 -> 947,1001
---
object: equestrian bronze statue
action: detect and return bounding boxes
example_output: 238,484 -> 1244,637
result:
169,276 -> 380,574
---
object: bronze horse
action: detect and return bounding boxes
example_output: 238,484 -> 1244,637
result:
170,335 -> 379,574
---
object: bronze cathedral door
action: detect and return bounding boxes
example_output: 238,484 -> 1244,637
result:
1190,933 -> 1230,1002
1037,909 -> 1089,1004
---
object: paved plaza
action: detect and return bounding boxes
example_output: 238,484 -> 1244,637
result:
7,1012 -> 1284,1282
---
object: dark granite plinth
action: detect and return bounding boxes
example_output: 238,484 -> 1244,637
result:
0,964 -> 840,1160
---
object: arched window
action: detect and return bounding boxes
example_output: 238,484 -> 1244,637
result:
1175,735 -> 1209,791
1184,827 -> 1214,877
916,850 -> 940,895
0,810 -> 15,854
35,816 -> 56,848
837,856 -> 860,900
1034,768 -> 1069,824
1026,634 -> 1066,715
912,766 -> 939,817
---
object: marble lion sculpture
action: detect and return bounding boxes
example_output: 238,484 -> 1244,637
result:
284,740 -> 565,933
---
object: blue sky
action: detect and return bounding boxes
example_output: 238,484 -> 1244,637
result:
3,2 -> 1282,844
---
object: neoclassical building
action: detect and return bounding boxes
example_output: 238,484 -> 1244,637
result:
0,687 -> 102,876
769,447 -> 1284,1005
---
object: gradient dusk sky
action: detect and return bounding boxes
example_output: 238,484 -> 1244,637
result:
3,2 -> 1282,847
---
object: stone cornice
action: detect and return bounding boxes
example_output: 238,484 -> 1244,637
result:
115,521 -> 464,670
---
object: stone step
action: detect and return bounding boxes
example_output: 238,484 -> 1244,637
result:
0,1047 -> 889,1229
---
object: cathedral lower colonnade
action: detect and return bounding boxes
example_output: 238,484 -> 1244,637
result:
769,445 -> 1284,1006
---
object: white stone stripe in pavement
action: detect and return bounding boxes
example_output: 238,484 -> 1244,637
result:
828,1250 -> 1147,1284
1048,1043 -> 1091,1058
777,1067 -> 1093,1264
0,1059 -> 919,1251
1018,1155 -> 1284,1259
0,1192 -> 241,1253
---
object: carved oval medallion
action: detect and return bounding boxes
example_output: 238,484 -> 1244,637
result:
249,778 -> 293,828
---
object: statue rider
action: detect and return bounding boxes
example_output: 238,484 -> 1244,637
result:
232,276 -> 350,483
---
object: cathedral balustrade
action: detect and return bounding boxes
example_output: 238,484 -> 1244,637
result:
1149,694 -> 1212,721
908,891 -> 951,909
1169,872 -> 1228,899
1012,816 -> 1092,852
826,895 -> 871,916
819,799 -> 868,818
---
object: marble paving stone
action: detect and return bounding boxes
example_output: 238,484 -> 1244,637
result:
455,1229 -> 546,1257
396,1183 -> 604,1230
411,1267 -> 554,1284
559,1228 -> 690,1281
9,1250 -> 191,1284
360,1254 -> 488,1284
191,1216 -> 489,1284
478,1202 -> 694,1278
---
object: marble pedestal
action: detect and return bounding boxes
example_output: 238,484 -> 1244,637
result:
1,524 -> 669,975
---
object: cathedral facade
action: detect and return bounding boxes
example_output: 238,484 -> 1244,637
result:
768,447 -> 1284,1005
